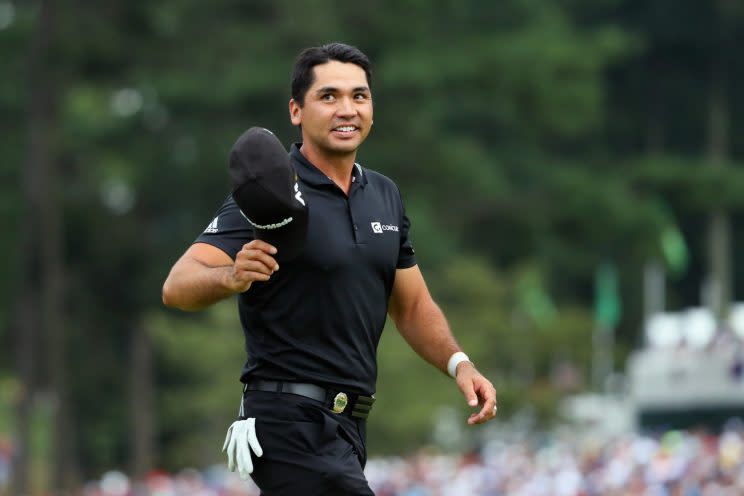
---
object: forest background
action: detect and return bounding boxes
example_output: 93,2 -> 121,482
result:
2,0 -> 744,493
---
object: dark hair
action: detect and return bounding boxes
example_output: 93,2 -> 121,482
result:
291,43 -> 372,106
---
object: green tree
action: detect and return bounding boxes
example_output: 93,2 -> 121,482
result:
4,0 -> 744,487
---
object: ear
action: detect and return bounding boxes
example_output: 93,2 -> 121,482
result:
289,99 -> 302,126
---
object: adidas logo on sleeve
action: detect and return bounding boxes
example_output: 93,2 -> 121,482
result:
204,217 -> 219,233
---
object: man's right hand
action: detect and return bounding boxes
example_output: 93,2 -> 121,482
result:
163,240 -> 278,311
226,240 -> 280,293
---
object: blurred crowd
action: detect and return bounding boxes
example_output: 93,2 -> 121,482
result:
70,426 -> 744,496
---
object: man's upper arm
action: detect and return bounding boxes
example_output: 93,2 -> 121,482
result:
388,265 -> 429,325
180,242 -> 234,268
162,242 -> 236,309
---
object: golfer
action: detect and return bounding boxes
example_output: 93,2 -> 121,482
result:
162,42 -> 497,495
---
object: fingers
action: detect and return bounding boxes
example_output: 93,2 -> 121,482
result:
226,434 -> 237,472
467,380 -> 498,425
246,418 -> 263,458
230,241 -> 280,289
233,421 -> 249,477
222,423 -> 235,452
456,370 -> 479,408
244,239 -> 277,255
236,242 -> 279,273
458,369 -> 497,425
222,419 -> 261,478
237,440 -> 253,478
468,396 -> 497,425
223,421 -> 241,473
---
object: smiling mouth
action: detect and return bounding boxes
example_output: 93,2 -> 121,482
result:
332,125 -> 358,133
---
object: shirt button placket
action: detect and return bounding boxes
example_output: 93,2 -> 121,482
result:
348,198 -> 360,243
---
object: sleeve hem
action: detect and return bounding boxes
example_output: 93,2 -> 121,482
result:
191,239 -> 237,261
396,258 -> 417,270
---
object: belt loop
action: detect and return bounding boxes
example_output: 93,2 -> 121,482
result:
275,381 -> 283,393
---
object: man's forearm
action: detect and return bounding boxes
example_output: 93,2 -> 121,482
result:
162,258 -> 242,311
393,297 -> 463,375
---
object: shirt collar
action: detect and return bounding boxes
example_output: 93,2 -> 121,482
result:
290,143 -> 368,189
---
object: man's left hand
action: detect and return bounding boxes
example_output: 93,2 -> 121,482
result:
455,362 -> 497,425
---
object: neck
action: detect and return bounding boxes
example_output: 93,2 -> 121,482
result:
299,143 -> 356,193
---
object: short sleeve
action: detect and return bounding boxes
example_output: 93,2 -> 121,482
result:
193,195 -> 255,260
396,194 -> 417,269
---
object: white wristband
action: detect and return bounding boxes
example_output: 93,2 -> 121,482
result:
447,351 -> 471,378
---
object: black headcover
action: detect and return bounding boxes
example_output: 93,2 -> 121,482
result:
229,127 -> 308,261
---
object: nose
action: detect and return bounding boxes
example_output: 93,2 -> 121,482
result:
336,96 -> 357,118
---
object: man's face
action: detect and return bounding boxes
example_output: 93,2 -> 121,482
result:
289,60 -> 373,157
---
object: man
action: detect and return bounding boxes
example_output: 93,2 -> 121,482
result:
162,43 -> 497,495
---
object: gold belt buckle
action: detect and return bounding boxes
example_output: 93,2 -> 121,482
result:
332,392 -> 348,414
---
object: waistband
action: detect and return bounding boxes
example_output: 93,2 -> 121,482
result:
244,379 -> 375,420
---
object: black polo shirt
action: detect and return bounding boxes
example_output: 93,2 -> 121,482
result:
194,143 -> 416,394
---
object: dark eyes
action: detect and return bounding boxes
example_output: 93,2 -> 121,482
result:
320,93 -> 370,102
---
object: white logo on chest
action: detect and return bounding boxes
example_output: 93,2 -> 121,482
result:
371,221 -> 398,234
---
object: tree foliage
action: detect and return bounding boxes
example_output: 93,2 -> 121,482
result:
3,0 -> 744,486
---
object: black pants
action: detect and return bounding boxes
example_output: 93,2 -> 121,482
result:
242,389 -> 374,496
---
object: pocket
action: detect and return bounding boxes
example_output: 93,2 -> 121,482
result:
255,414 -> 338,458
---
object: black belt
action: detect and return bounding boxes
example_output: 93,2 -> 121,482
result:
244,379 -> 375,420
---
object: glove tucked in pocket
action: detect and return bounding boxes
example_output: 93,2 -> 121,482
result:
222,418 -> 263,479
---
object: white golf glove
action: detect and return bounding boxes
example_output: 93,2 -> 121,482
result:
222,418 -> 263,479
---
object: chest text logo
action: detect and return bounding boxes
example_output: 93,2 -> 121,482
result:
371,221 -> 398,234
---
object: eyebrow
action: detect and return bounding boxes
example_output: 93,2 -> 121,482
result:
315,86 -> 371,95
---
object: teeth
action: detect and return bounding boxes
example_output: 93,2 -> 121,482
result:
335,126 -> 355,132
